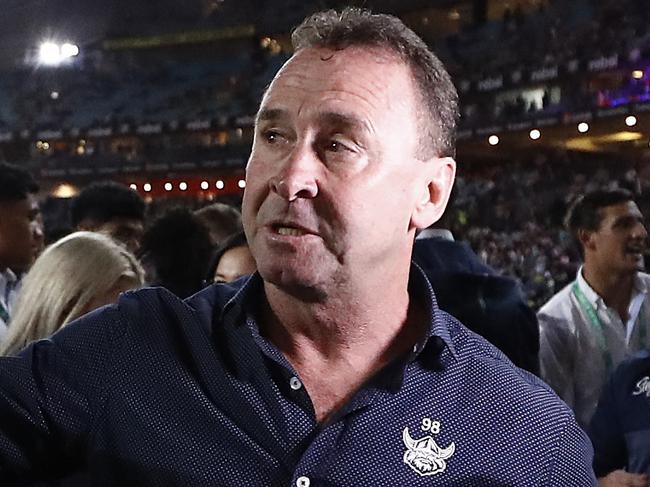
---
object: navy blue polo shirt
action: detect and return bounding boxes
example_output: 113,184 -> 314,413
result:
0,266 -> 595,485
590,350 -> 650,477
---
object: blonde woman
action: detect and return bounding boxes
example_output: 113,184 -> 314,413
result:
0,231 -> 144,355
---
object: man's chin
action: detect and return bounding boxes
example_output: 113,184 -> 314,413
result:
261,267 -> 329,303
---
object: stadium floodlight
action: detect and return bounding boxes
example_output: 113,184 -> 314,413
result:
488,135 -> 499,146
61,43 -> 79,58
39,41 -> 79,66
39,42 -> 61,65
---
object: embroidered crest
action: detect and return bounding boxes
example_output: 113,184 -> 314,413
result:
633,376 -> 650,397
402,425 -> 455,477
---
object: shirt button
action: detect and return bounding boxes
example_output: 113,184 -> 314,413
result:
296,476 -> 310,487
289,376 -> 302,391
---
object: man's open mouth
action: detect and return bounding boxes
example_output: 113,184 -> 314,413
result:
275,226 -> 308,237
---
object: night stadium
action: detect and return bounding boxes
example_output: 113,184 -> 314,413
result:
0,0 -> 647,483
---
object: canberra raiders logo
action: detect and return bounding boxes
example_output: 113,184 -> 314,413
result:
402,419 -> 455,477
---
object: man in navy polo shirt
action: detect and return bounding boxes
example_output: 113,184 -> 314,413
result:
590,352 -> 650,486
0,8 -> 595,485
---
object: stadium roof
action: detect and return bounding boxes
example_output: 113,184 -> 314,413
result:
0,0 -> 460,67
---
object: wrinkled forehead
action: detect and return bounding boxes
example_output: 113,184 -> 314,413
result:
258,46 -> 417,122
256,47 -> 418,139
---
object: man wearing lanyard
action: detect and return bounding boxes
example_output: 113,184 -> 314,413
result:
538,188 -> 650,431
0,163 -> 42,339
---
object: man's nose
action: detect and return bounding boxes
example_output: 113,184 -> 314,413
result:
32,221 -> 44,239
269,143 -> 319,201
633,221 -> 648,238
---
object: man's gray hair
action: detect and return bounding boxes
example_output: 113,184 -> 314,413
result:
292,8 -> 459,159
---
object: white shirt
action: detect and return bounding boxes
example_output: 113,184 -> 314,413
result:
0,268 -> 19,340
538,268 -> 650,429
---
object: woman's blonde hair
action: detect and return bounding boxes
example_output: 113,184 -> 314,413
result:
1,231 -> 144,355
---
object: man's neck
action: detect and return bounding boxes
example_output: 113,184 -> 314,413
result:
260,269 -> 424,422
582,263 -> 636,321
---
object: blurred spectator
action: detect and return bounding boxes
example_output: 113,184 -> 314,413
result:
538,188 -> 650,429
413,226 -> 539,374
139,207 -> 213,298
194,202 -> 243,246
0,231 -> 143,355
0,163 -> 43,336
209,231 -> 256,283
589,350 -> 650,486
71,181 -> 146,254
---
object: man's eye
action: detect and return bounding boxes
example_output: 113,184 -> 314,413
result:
325,139 -> 353,154
262,130 -> 282,144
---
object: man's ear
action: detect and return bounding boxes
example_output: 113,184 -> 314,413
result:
578,228 -> 595,252
411,157 -> 456,230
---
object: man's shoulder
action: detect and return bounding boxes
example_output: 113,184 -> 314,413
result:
613,348 -> 650,383
537,281 -> 575,320
115,278 -> 248,332
445,313 -> 565,409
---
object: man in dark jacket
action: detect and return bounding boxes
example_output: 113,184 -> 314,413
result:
413,228 -> 539,374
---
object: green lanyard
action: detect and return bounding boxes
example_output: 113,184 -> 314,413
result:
572,281 -> 648,374
572,282 -> 613,373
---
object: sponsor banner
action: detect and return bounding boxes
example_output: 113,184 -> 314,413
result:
41,168 -> 66,177
201,160 -> 222,168
147,163 -> 170,172
564,111 -> 593,123
506,121 -> 533,131
234,115 -> 255,127
587,54 -> 618,72
224,158 -> 246,167
596,106 -> 628,118
530,66 -> 558,82
536,116 -> 560,127
36,129 -> 63,140
476,76 -> 503,92
171,162 -> 198,170
87,127 -> 114,137
186,119 -> 211,131
69,168 -> 93,176
476,126 -> 503,136
136,123 -> 163,135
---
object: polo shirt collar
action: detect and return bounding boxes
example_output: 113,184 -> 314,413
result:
218,263 -> 458,362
